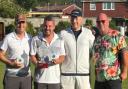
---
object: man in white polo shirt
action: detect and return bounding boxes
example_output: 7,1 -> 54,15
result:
0,14 -> 32,89
30,15 -> 65,89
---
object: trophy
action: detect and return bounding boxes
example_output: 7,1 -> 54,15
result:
16,57 -> 24,68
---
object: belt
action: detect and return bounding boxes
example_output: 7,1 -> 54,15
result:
61,73 -> 90,76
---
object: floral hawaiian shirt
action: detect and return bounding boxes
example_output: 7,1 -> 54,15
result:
93,30 -> 127,82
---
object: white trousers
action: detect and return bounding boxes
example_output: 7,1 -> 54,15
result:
61,75 -> 91,89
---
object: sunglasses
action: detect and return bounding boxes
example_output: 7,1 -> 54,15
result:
96,20 -> 106,24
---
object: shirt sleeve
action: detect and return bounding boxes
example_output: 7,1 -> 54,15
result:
89,30 -> 95,49
30,37 -> 37,55
59,39 -> 65,56
0,36 -> 8,52
118,35 -> 127,50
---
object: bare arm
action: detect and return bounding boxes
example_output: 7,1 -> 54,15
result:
0,50 -> 12,65
30,55 -> 38,66
120,50 -> 128,80
0,49 -> 23,68
53,55 -> 65,64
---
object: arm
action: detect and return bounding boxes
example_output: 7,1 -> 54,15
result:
0,50 -> 13,65
117,35 -> 128,80
52,55 -> 65,64
0,49 -> 23,68
120,49 -> 128,80
30,37 -> 39,66
30,55 -> 38,66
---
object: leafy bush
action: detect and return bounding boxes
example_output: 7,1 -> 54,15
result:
26,22 -> 37,36
84,19 -> 93,27
16,0 -> 38,11
55,21 -> 70,33
5,24 -> 15,34
109,20 -> 118,30
0,0 -> 26,18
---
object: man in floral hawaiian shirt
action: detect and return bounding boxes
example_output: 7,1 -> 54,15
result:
93,13 -> 128,89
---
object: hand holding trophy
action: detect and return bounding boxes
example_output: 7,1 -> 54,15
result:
37,56 -> 49,69
10,58 -> 24,68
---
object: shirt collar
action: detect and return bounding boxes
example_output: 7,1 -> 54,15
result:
12,31 -> 29,40
67,26 -> 83,34
38,32 -> 59,43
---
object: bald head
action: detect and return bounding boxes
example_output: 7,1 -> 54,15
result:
97,13 -> 108,21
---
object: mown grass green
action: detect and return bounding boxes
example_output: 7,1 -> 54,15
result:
0,62 -> 128,89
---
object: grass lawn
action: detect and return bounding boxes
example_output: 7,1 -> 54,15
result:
0,62 -> 128,89
0,62 -> 5,89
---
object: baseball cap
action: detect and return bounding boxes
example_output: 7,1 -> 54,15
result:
15,14 -> 26,23
70,9 -> 82,17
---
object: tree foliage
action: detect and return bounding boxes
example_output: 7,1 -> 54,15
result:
16,0 -> 38,11
16,0 -> 74,10
0,0 -> 26,18
109,20 -> 118,30
26,22 -> 37,36
37,0 -> 73,5
5,24 -> 15,34
55,21 -> 70,33
0,0 -> 77,18
84,19 -> 93,27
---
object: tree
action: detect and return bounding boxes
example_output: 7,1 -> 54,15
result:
16,0 -> 38,11
109,20 -> 118,30
36,0 -> 73,6
0,0 -> 26,18
84,19 -> 93,29
5,24 -> 15,34
55,21 -> 70,33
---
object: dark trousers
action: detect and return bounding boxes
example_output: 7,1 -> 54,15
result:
34,82 -> 60,89
94,79 -> 122,89
3,75 -> 32,89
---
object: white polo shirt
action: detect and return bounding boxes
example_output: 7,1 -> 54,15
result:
0,32 -> 31,76
30,32 -> 65,83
